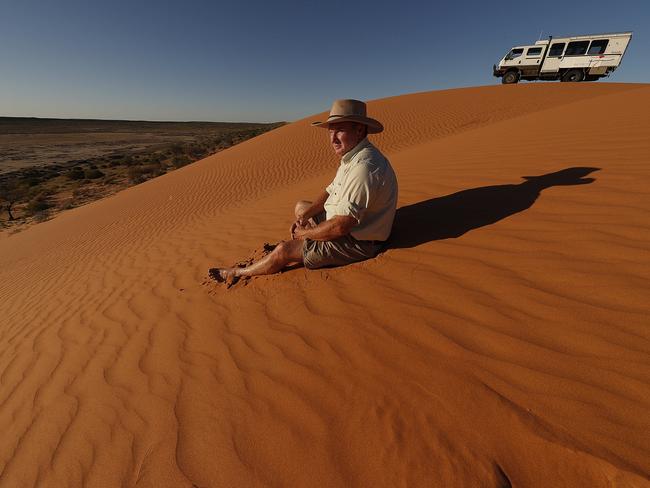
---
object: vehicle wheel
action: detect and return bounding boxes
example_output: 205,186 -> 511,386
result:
562,69 -> 585,82
502,71 -> 519,84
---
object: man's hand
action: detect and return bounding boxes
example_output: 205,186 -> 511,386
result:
290,219 -> 302,238
296,215 -> 356,241
290,220 -> 310,240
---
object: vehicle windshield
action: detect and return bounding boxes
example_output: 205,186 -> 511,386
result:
504,48 -> 524,61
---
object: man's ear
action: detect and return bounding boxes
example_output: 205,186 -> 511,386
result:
357,123 -> 367,139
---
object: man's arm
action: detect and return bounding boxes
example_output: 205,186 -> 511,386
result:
293,215 -> 356,241
297,191 -> 329,223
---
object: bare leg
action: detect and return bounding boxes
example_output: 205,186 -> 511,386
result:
209,201 -> 313,285
209,239 -> 305,282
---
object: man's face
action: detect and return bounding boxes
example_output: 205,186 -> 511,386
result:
328,122 -> 365,157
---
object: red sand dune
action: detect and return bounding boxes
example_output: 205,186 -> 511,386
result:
1,83 -> 649,487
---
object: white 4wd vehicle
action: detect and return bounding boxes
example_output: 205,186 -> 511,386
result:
493,31 -> 632,84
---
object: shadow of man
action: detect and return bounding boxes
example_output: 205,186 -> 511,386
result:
388,166 -> 600,249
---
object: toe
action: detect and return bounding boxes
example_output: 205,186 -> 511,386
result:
208,268 -> 226,283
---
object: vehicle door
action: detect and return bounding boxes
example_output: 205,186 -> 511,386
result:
541,41 -> 565,73
521,46 -> 544,75
501,47 -> 525,69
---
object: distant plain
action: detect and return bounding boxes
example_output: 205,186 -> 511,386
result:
0,117 -> 283,234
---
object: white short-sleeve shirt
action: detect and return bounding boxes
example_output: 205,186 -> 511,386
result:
324,138 -> 398,241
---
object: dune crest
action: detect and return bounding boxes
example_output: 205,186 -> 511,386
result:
1,83 -> 649,487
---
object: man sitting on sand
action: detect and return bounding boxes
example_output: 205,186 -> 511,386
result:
209,99 -> 398,283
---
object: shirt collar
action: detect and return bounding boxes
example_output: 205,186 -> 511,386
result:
341,137 -> 371,165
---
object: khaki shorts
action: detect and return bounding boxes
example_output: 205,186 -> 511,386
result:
302,212 -> 384,269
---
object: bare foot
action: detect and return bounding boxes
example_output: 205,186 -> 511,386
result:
208,267 -> 239,288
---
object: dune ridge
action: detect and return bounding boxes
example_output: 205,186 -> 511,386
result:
1,83 -> 649,487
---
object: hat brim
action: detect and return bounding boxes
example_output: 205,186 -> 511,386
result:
311,114 -> 384,134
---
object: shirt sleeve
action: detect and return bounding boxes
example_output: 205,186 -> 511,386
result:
328,163 -> 373,224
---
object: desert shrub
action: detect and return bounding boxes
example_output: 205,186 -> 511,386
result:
26,195 -> 51,215
127,166 -> 146,184
188,146 -> 205,159
0,179 -> 29,220
140,164 -> 157,174
169,143 -> 184,155
33,210 -> 51,222
72,187 -> 88,199
150,152 -> 165,163
67,167 -> 85,180
109,155 -> 133,166
25,177 -> 42,187
29,187 -> 53,199
171,155 -> 191,169
60,199 -> 75,210
84,168 -> 104,179
140,163 -> 167,178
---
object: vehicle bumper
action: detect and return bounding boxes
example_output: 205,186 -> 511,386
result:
493,64 -> 504,77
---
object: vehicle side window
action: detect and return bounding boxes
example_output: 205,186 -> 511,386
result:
549,43 -> 565,57
526,47 -> 543,56
565,41 -> 590,56
506,48 -> 524,60
588,39 -> 609,55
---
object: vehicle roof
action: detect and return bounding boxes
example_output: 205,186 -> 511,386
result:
549,31 -> 632,41
509,31 -> 633,48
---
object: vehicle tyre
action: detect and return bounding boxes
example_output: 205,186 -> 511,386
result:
562,69 -> 585,82
502,71 -> 520,84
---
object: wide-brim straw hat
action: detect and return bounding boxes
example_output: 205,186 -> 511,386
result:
311,99 -> 384,134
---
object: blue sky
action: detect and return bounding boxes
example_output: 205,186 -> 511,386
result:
0,0 -> 647,122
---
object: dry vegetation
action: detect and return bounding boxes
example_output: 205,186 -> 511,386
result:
0,117 -> 284,234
